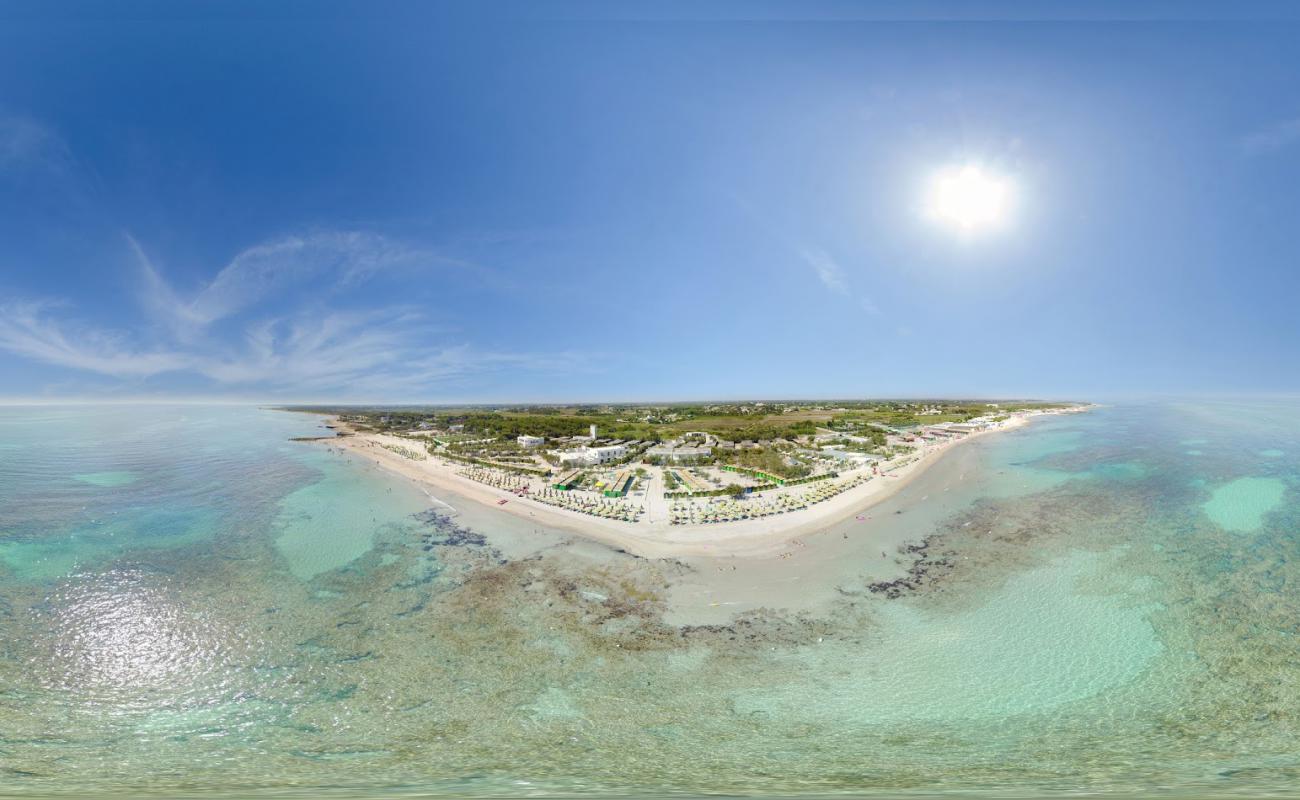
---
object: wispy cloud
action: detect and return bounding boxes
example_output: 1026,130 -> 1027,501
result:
1241,117 -> 1300,156
0,296 -> 590,398
0,113 -> 71,173
197,309 -> 418,387
803,248 -> 886,319
1,232 -> 591,399
802,248 -> 849,295
0,301 -> 190,378
0,117 -> 573,401
131,231 -> 432,333
201,309 -> 594,396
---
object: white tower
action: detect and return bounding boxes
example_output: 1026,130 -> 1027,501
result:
590,424 -> 597,440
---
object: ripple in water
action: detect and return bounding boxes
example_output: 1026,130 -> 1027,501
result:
0,403 -> 1299,796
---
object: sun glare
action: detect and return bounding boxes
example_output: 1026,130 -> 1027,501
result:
927,164 -> 1013,234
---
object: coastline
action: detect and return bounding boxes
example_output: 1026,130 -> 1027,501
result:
312,408 -> 1083,562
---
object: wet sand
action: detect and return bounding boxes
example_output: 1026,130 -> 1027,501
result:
665,439 -> 995,624
323,414 -> 1052,563
314,415 -> 1062,625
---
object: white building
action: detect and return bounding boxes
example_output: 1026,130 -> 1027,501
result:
586,444 -> 626,464
821,449 -> 877,466
646,444 -> 712,462
517,435 -> 545,448
552,444 -> 627,466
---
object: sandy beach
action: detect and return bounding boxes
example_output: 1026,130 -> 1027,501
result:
319,410 -> 1069,562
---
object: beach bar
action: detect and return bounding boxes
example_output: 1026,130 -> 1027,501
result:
602,471 -> 634,497
552,469 -> 582,490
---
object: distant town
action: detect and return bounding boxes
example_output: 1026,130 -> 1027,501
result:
291,400 -> 1083,540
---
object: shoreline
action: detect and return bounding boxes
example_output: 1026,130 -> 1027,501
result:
312,408 -> 1085,561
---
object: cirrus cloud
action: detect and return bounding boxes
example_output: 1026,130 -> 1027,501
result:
0,231 -> 594,400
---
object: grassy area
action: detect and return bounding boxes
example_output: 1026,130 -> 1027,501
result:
659,414 -> 824,441
296,400 -> 1078,443
725,447 -> 813,478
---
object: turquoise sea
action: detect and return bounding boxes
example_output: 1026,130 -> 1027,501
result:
1,401 -> 1299,798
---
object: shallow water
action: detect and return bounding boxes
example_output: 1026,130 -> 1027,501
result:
1,402 -> 1299,797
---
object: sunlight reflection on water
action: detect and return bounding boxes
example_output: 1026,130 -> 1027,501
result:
43,569 -> 231,707
0,403 -> 1299,797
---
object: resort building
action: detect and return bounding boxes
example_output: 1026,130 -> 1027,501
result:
586,444 -> 627,463
821,449 -> 877,466
551,444 -> 628,466
570,424 -> 601,443
517,435 -> 545,448
646,444 -> 713,462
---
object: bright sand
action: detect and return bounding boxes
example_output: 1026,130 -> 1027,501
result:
326,413 -> 1045,562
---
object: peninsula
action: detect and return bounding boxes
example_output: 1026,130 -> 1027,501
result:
291,400 -> 1087,559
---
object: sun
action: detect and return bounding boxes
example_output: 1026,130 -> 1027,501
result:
927,164 -> 1013,234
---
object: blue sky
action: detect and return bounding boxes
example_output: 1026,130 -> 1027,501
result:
2,1 -> 1300,403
